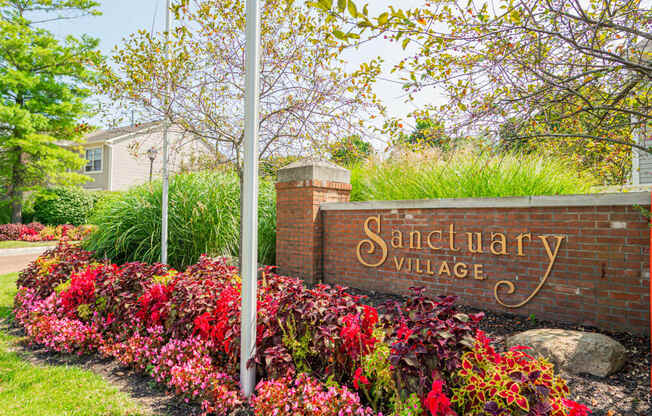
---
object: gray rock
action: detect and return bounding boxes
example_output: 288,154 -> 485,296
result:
505,329 -> 626,377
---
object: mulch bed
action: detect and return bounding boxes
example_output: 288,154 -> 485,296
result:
350,287 -> 651,416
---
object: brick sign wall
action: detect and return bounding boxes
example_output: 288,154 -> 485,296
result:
276,161 -> 651,335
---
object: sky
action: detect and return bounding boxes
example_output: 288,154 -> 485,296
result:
39,0 -> 436,131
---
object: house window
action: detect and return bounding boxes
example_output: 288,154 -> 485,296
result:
85,147 -> 102,172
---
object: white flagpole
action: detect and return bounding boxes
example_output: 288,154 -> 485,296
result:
240,0 -> 261,397
161,0 -> 171,264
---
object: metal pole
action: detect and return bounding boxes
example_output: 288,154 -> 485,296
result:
161,0 -> 171,264
240,0 -> 261,398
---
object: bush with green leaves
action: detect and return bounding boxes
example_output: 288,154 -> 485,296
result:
350,149 -> 596,202
0,200 -> 10,224
32,187 -> 115,226
84,171 -> 276,269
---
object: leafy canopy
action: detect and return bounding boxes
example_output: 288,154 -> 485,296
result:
100,0 -> 383,170
0,0 -> 103,222
306,0 -> 651,184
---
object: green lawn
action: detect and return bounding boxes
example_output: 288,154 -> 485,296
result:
0,272 -> 152,416
0,241 -> 58,249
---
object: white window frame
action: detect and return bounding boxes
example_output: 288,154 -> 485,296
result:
84,146 -> 103,173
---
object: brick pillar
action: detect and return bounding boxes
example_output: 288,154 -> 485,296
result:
276,159 -> 351,284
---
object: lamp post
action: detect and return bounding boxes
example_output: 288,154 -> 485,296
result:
240,0 -> 261,398
147,147 -> 158,183
161,0 -> 171,265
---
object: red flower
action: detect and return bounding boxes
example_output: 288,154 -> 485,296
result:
562,399 -> 592,416
424,380 -> 456,416
340,312 -> 377,360
193,312 -> 213,338
353,367 -> 370,390
395,321 -> 413,343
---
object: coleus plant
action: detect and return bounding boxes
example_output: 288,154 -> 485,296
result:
13,244 -> 590,416
16,243 -> 95,298
384,287 -> 483,399
451,330 -> 575,416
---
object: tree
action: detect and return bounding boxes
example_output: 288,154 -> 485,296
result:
0,0 -> 102,223
308,0 -> 651,182
498,113 -> 633,184
330,134 -> 372,166
399,118 -> 453,151
99,0 -> 382,176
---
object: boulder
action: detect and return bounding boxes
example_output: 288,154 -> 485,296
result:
505,329 -> 626,377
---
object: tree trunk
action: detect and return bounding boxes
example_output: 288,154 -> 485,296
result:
9,147 -> 24,224
10,189 -> 23,224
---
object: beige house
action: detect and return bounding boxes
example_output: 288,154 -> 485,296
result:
64,121 -> 213,191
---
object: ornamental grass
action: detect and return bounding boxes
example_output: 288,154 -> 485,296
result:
12,243 -> 590,416
350,149 -> 597,202
84,170 -> 276,270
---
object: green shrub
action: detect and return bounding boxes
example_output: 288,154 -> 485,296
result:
84,171 -> 276,269
33,187 -> 94,226
0,201 -> 10,224
32,188 -> 118,226
350,149 -> 597,201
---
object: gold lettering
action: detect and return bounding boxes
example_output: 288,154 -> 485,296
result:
494,235 -> 566,308
474,264 -> 485,280
409,231 -> 422,249
393,256 -> 405,271
439,261 -> 451,276
391,230 -> 404,248
466,232 -> 483,253
426,260 -> 435,275
356,216 -> 388,267
406,258 -> 412,272
490,233 -> 508,255
539,235 -> 565,273
449,224 -> 459,251
454,262 -> 468,278
516,233 -> 531,257
427,230 -> 442,250
414,258 -> 422,273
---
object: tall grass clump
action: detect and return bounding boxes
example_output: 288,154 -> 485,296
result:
350,149 -> 597,201
84,171 -> 276,269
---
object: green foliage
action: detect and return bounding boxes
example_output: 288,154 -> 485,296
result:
84,171 -> 276,270
260,155 -> 300,179
280,314 -> 314,374
0,0 -> 103,222
32,187 -> 117,226
330,135 -> 373,167
359,334 -> 395,413
0,201 -> 9,224
33,187 -> 92,226
308,0 -> 649,186
399,119 -> 452,151
350,149 -> 597,202
391,393 -> 423,416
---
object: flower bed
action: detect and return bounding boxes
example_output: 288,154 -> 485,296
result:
0,222 -> 93,242
12,243 -> 590,416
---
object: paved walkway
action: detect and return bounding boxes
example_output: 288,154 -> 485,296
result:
0,246 -> 50,275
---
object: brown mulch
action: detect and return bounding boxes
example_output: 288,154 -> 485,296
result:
350,287 -> 652,416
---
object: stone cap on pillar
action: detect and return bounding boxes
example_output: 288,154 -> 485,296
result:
277,158 -> 350,184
